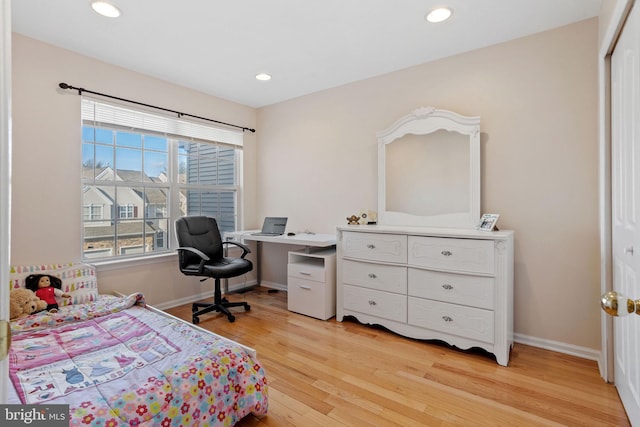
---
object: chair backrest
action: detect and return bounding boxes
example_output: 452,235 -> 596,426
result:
175,216 -> 224,267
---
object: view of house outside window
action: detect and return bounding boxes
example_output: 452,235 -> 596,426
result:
81,103 -> 242,260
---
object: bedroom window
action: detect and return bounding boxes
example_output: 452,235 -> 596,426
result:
81,98 -> 243,261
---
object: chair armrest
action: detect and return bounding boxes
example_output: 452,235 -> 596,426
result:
176,246 -> 210,274
222,241 -> 251,258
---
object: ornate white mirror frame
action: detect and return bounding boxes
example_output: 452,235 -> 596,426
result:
377,107 -> 481,228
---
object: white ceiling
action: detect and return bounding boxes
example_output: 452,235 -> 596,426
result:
11,0 -> 602,108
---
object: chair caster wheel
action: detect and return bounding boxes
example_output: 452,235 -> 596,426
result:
193,316 -> 199,325
245,304 -> 251,311
228,315 -> 235,323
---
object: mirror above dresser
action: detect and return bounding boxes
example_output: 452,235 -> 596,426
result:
377,107 -> 480,229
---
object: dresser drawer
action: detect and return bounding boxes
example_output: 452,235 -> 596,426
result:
342,232 -> 407,263
343,284 -> 406,322
342,260 -> 407,294
408,268 -> 494,309
288,262 -> 325,282
408,297 -> 494,343
288,277 -> 335,320
408,236 -> 494,274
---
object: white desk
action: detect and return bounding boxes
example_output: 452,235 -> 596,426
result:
224,231 -> 336,285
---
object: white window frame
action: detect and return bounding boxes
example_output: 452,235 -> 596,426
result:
83,204 -> 104,221
81,98 -> 244,263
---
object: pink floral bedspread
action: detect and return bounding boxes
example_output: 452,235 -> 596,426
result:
8,294 -> 268,426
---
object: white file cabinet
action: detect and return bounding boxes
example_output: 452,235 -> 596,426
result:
288,248 -> 336,320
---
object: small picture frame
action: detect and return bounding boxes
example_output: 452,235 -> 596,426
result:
478,214 -> 500,231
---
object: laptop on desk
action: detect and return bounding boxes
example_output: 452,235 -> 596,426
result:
251,217 -> 288,236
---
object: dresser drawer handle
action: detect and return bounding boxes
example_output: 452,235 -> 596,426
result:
368,273 -> 377,279
441,250 -> 453,256
442,315 -> 453,322
299,285 -> 312,290
299,271 -> 311,276
442,284 -> 453,290
368,300 -> 377,306
367,244 -> 376,249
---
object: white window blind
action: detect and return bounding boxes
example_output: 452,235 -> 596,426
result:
81,98 -> 243,147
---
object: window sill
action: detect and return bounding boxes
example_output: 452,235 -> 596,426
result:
91,251 -> 177,272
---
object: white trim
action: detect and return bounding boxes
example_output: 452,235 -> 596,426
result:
514,333 -> 601,362
254,281 -> 286,292
598,0 -> 635,383
94,251 -> 177,271
0,0 -> 10,405
152,289 -> 217,311
150,280 -> 259,311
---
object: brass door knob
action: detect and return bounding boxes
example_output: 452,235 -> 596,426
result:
601,291 -> 640,317
0,320 -> 10,361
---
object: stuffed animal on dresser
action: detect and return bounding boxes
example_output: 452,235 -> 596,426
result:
346,215 -> 360,225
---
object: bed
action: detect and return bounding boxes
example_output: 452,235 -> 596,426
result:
7,263 -> 269,426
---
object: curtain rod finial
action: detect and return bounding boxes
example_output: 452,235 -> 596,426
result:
58,82 -> 84,95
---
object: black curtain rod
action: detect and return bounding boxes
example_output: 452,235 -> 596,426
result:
58,82 -> 256,133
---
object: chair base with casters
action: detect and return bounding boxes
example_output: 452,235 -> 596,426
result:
175,216 -> 254,324
191,277 -> 250,324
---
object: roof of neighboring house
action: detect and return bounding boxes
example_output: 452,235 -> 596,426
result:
84,221 -> 158,239
143,188 -> 168,205
83,167 -> 168,204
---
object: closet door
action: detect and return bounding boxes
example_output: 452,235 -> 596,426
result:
611,1 -> 640,423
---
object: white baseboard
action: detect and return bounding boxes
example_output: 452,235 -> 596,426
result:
154,279 -> 267,311
153,291 -> 216,311
254,281 -> 286,291
227,279 -> 259,293
514,333 -> 601,362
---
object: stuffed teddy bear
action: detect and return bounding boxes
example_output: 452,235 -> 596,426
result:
346,214 -> 360,225
9,288 -> 48,320
25,274 -> 71,313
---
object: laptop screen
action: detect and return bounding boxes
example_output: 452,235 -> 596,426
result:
260,217 -> 287,234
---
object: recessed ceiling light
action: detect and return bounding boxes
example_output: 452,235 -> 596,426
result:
91,1 -> 121,18
426,7 -> 452,23
255,73 -> 272,81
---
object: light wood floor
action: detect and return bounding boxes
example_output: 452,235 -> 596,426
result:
164,287 -> 629,427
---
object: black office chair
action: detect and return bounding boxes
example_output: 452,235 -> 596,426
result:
175,216 -> 252,323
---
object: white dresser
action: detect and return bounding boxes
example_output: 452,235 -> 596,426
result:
336,225 -> 514,366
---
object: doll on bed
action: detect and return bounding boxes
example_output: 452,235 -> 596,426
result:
25,274 -> 71,313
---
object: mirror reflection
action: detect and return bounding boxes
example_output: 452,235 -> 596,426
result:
385,130 -> 469,216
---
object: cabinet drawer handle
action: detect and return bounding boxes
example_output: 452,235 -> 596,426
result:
368,273 -> 377,279
442,315 -> 453,322
368,300 -> 377,306
367,244 -> 376,249
441,250 -> 453,256
299,285 -> 312,290
299,271 -> 311,276
442,284 -> 453,290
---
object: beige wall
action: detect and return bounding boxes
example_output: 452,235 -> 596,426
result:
256,19 -> 600,351
11,34 -> 258,306
12,18 -> 600,351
